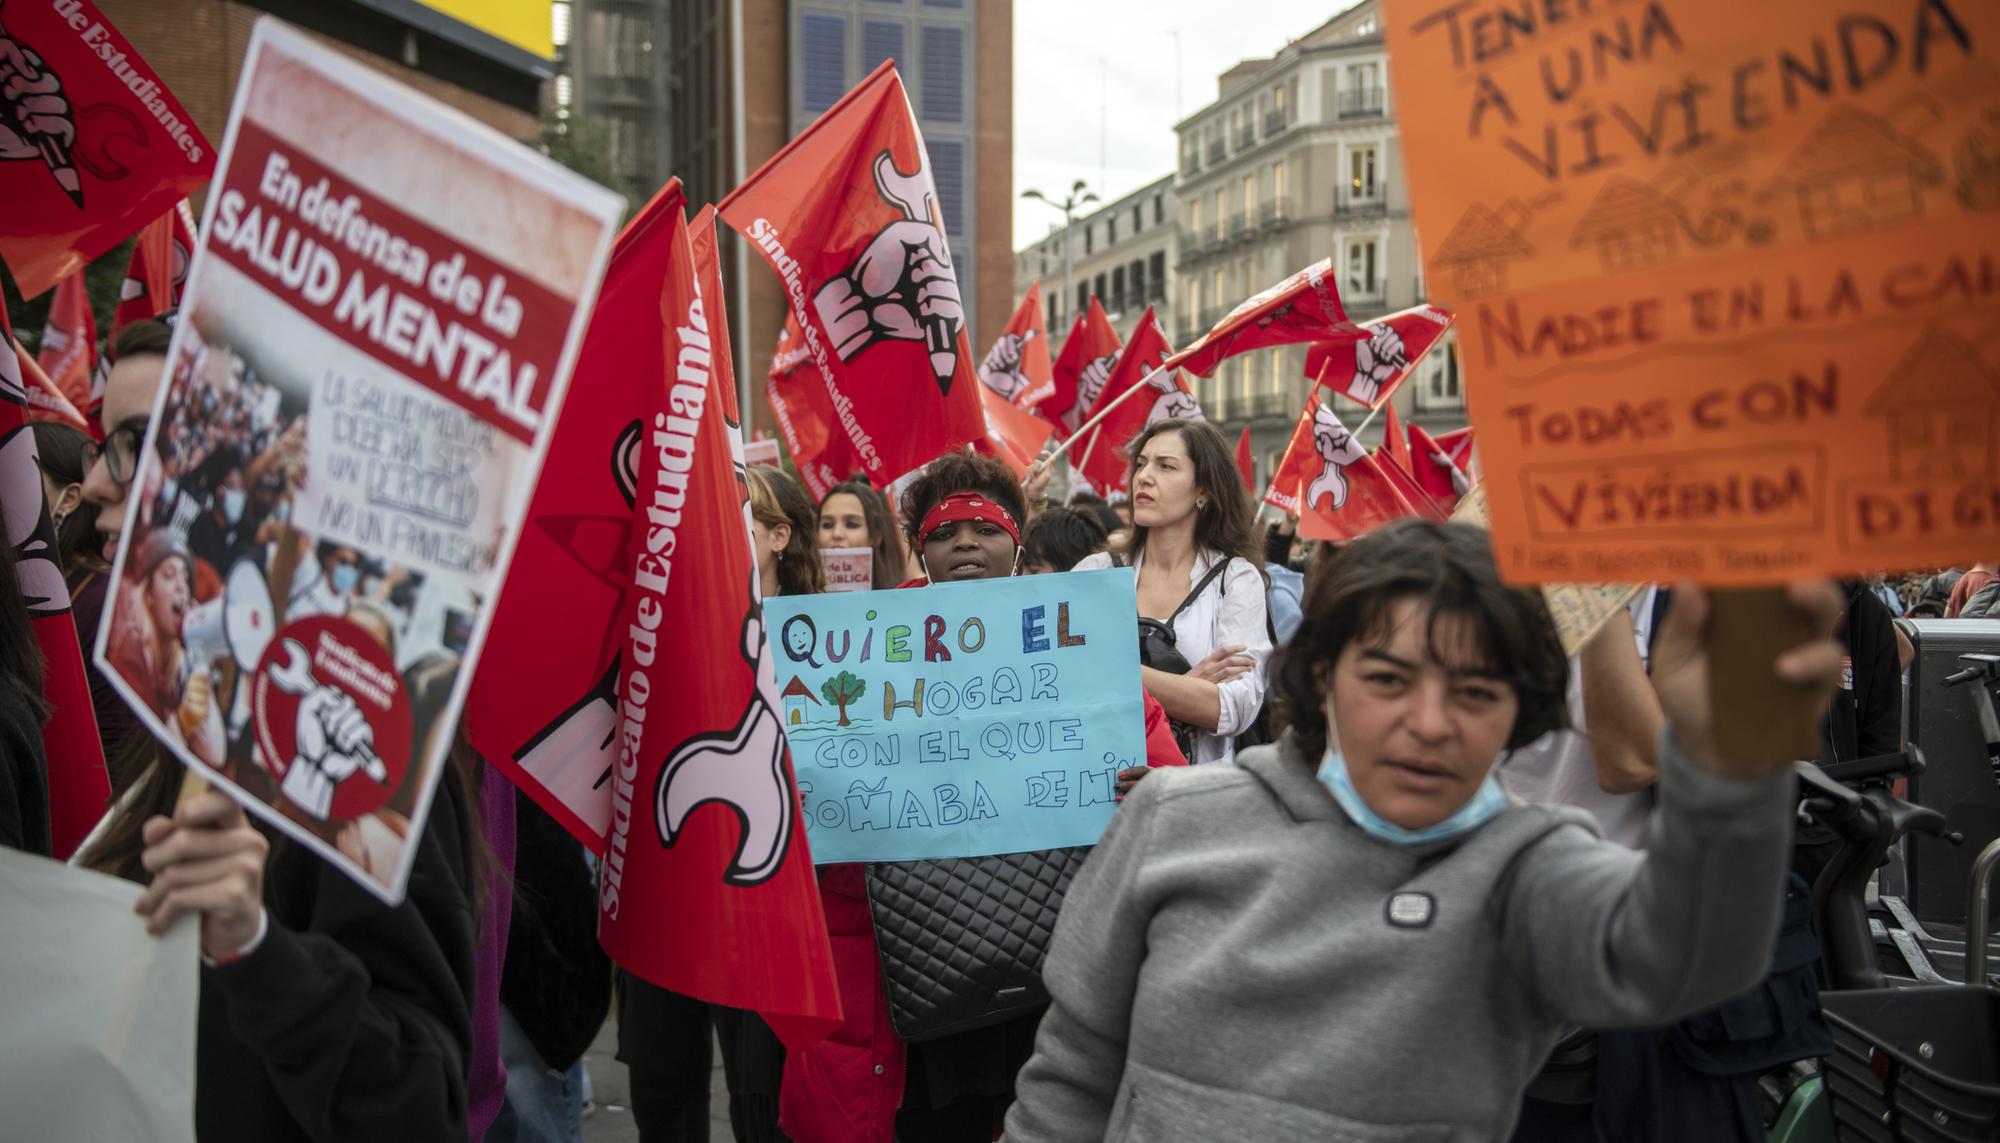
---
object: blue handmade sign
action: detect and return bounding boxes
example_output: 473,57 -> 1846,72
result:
762,568 -> 1144,864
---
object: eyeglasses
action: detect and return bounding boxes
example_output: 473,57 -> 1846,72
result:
95,423 -> 147,486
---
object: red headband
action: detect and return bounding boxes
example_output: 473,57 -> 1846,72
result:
919,491 -> 1021,547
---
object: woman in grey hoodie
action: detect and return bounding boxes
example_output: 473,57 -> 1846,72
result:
1003,519 -> 1846,1143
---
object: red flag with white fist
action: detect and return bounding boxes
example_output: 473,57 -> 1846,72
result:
979,280 -> 1055,410
0,306 -> 108,857
719,61 -> 982,486
1266,391 -> 1442,541
1305,303 -> 1454,410
1408,423 -> 1475,510
0,0 -> 212,298
1170,258 -> 1363,378
1045,296 -> 1123,438
112,198 -> 198,335
470,181 -> 840,1048
766,312 -> 859,502
1075,308 -> 1201,495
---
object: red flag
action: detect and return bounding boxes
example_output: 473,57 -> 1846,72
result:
1305,304 -> 1454,410
719,61 -> 982,486
978,281 -> 1055,410
112,199 -> 197,335
1169,258 -> 1363,378
1046,297 -> 1123,437
766,313 -> 858,501
1408,424 -> 1475,509
0,0 -> 213,298
975,382 -> 1054,479
1380,399 -> 1414,480
1265,392 -> 1442,541
35,272 -> 95,416
0,306 -> 109,857
469,182 -> 841,1048
1234,425 -> 1254,492
1075,308 -> 1202,495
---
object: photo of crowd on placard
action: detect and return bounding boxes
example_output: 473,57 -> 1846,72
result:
101,325 -> 478,883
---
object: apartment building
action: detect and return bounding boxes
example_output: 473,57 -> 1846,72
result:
1173,0 -> 1464,489
1013,176 -> 1178,343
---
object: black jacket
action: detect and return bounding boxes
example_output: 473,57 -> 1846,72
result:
0,679 -> 50,856
195,774 -> 476,1142
1819,586 -> 1902,767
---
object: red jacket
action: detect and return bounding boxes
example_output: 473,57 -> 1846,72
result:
778,692 -> 1185,1143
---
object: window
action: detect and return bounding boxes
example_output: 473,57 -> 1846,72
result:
1077,282 -> 1089,317
1349,61 -> 1380,90
1187,275 -> 1201,315
1213,188 -> 1226,230
1211,268 -> 1224,315
1047,292 -> 1059,330
1190,198 -> 1202,233
800,13 -> 847,114
1429,340 -> 1462,402
1273,160 -> 1287,204
928,138 -> 964,235
1129,258 -> 1144,303
1148,251 -> 1165,298
1354,15 -> 1378,36
1153,193 -> 1164,224
1273,82 -> 1285,117
862,20 -> 903,73
1094,272 -> 1107,300
1269,346 -> 1284,393
1346,238 -> 1379,295
1108,215 -> 1117,244
1241,174 -> 1256,221
1084,224 -> 1094,255
1133,205 -> 1143,233
1111,266 -> 1125,306
1350,144 -> 1379,199
920,24 -> 964,121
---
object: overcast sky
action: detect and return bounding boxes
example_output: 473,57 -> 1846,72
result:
1010,0 -> 1344,248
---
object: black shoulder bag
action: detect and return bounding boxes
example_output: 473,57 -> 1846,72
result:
1136,559 -> 1233,758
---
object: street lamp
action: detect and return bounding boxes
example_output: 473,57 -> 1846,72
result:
1022,180 -> 1097,328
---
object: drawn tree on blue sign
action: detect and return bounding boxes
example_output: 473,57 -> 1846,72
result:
821,671 -> 866,726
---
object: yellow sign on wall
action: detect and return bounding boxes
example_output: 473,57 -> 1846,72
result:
419,0 -> 553,60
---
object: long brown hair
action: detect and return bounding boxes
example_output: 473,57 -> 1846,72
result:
1121,419 -> 1260,569
747,464 -> 824,595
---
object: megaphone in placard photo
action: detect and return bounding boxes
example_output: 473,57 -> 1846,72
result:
181,558 -> 276,674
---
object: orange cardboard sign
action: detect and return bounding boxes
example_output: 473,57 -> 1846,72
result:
1383,0 -> 2000,584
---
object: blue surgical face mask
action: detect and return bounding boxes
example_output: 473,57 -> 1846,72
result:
331,564 -> 360,595
221,488 -> 246,524
1316,746 -> 1507,847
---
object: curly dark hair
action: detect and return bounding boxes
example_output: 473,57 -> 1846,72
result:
899,450 -> 1028,553
1271,518 -> 1569,760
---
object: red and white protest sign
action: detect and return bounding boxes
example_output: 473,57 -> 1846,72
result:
720,61 -> 983,488
0,0 -> 212,298
743,438 -> 781,468
978,281 -> 1054,409
94,19 -> 622,903
1304,304 -> 1455,410
819,547 -> 874,593
1266,392 -> 1443,541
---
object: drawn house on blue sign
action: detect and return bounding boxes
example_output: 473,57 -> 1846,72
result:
781,676 -> 822,726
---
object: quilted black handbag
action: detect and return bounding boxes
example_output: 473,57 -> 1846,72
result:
864,846 -> 1092,1043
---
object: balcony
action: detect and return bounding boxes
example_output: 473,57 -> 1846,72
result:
1335,187 -> 1387,217
1253,390 -> 1295,419
1234,129 -> 1256,153
1339,86 -> 1386,118
1206,140 -> 1226,164
1342,279 -> 1387,307
1258,197 -> 1291,230
1229,215 -> 1254,244
1180,153 -> 1200,177
1147,280 -> 1166,304
1264,110 -> 1288,136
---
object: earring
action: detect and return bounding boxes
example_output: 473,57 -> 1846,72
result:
1197,498 -> 1207,510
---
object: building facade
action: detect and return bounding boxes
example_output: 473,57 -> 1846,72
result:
1014,176 -> 1178,345
1172,0 -> 1464,491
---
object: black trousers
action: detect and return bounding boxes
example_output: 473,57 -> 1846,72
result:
617,972 -> 790,1143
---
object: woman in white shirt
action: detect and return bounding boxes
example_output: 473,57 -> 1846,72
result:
1075,420 -> 1269,765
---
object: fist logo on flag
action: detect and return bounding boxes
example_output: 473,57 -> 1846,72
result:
254,619 -> 412,822
1075,353 -> 1118,416
977,330 -> 1038,401
1350,321 -> 1411,406
1307,402 -> 1369,510
814,150 -> 964,395
0,426 -> 68,615
0,14 -> 82,206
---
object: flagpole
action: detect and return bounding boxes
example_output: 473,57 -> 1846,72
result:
1042,361 -> 1171,465
1351,398 -> 1388,443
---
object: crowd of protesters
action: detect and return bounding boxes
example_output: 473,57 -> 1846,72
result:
18,337 -> 1979,1143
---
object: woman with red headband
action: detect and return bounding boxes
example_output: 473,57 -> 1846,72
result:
778,451 -> 1184,1143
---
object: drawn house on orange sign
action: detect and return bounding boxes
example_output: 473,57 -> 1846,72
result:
780,676 -> 822,726
1569,179 -> 1682,273
1865,331 -> 2000,481
1767,106 -> 1944,240
1432,203 -> 1533,298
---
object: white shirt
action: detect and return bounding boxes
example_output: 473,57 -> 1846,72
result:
1077,548 -> 1271,766
1499,588 -> 1658,849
